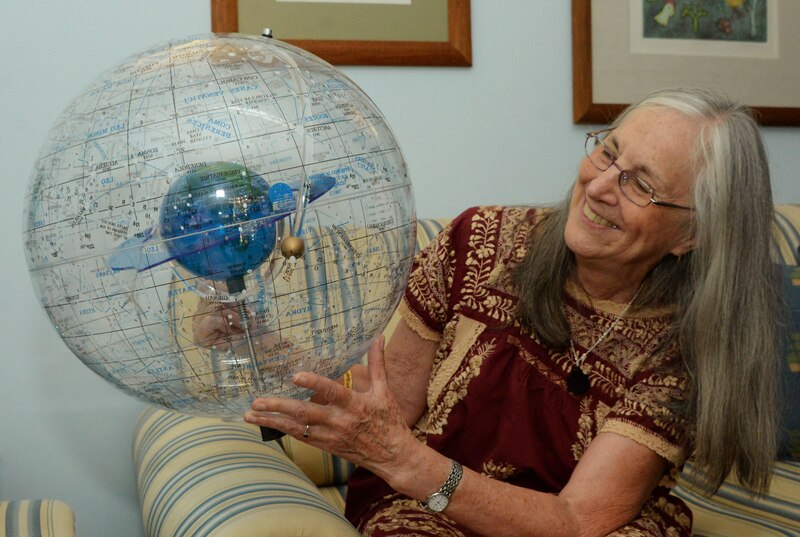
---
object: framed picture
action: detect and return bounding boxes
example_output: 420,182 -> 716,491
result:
211,0 -> 471,66
572,0 -> 800,125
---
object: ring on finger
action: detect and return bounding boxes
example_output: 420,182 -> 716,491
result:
302,424 -> 311,438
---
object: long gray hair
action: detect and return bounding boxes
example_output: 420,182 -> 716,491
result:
512,88 -> 782,493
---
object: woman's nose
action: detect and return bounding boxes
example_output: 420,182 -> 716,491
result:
585,164 -> 621,204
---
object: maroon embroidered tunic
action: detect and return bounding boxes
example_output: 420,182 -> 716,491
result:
346,206 -> 693,536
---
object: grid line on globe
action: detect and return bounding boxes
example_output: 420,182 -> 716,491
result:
23,34 -> 416,418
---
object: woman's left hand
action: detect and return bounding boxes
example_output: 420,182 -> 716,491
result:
245,336 -> 419,482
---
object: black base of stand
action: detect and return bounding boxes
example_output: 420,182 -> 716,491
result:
260,426 -> 286,441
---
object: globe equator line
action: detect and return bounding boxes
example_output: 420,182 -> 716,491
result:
51,264 -> 410,340
26,184 -> 413,272
55,273 -> 407,343
40,239 -> 413,314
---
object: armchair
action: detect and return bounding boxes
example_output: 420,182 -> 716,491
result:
0,500 -> 75,537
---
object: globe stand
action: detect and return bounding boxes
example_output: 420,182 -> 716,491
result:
226,276 -> 286,442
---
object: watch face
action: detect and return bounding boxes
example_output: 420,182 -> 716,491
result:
427,492 -> 449,512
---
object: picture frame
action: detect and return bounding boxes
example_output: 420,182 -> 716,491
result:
572,0 -> 800,126
211,0 -> 471,66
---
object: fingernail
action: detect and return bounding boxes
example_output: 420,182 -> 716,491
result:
293,373 -> 307,386
244,413 -> 257,424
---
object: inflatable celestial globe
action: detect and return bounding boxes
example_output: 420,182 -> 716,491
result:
22,34 -> 415,418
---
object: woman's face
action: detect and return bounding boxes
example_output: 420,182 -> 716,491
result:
564,106 -> 699,287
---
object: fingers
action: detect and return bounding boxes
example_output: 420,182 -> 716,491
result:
245,368 -> 358,438
251,395 -> 313,421
247,398 -> 311,435
246,395 -> 335,443
248,374 -> 341,426
366,335 -> 388,387
295,371 -> 355,406
245,409 -> 309,440
191,302 -> 244,348
246,334 -> 386,445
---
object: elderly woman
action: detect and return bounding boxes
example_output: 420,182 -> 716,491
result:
244,88 -> 782,536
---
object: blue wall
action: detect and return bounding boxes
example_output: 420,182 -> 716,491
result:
2,1 -> 799,536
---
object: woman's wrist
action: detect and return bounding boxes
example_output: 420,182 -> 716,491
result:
381,439 -> 452,502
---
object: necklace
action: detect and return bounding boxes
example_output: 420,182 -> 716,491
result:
566,284 -> 643,396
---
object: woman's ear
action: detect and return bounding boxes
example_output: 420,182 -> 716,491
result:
669,235 -> 695,258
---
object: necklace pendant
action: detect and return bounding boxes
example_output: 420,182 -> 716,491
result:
566,366 -> 590,396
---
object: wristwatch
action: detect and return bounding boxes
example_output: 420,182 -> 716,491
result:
421,459 -> 463,513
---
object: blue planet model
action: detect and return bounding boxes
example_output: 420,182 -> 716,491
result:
107,162 -> 336,281
159,162 -> 275,282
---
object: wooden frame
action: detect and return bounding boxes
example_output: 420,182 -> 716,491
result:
572,0 -> 800,126
211,0 -> 471,66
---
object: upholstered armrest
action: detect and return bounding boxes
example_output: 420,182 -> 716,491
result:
673,460 -> 800,536
277,435 -> 354,512
133,408 -> 359,537
0,500 -> 75,537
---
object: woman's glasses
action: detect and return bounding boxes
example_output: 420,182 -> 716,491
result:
584,129 -> 694,211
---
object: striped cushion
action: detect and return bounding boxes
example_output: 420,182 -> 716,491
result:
782,265 -> 800,460
774,205 -> 800,462
379,217 -> 451,340
674,460 -> 800,536
0,500 -> 74,537
774,205 -> 800,266
133,408 -> 359,537
319,486 -> 348,513
415,218 -> 450,253
278,436 -> 354,488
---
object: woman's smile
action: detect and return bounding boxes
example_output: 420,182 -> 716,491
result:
582,202 -> 619,230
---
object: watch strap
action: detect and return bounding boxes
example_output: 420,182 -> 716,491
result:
422,459 -> 463,512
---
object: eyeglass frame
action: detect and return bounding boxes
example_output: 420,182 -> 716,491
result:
584,128 -> 695,211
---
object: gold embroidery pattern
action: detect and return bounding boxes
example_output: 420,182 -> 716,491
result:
571,397 -> 595,460
460,207 -> 534,324
406,221 -> 457,329
482,459 -> 519,480
399,300 -> 441,342
426,315 -> 486,413
511,335 -> 571,389
587,360 -> 627,399
611,371 -> 687,441
408,206 -> 537,332
360,496 -> 466,537
485,207 -> 537,294
564,295 -> 689,463
461,210 -> 500,313
594,401 -> 613,431
494,207 -> 531,263
602,420 -> 685,466
422,339 -> 495,436
606,494 -> 692,536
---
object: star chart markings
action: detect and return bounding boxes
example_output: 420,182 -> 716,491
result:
25,35 -> 415,417
31,131 -> 405,240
